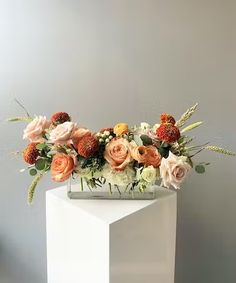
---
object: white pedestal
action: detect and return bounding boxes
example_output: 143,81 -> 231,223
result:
46,186 -> 177,283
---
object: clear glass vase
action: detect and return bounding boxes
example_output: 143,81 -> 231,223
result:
67,177 -> 157,200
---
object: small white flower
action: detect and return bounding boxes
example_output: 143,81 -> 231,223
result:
109,136 -> 113,140
152,123 -> 160,132
101,133 -> 106,138
104,130 -> 110,136
140,122 -> 150,130
99,138 -> 103,143
105,138 -> 109,143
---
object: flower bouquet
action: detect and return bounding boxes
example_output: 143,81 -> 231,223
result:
9,103 -> 235,203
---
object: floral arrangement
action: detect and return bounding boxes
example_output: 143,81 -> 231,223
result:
9,102 -> 235,203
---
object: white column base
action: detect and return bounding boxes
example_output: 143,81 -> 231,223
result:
46,186 -> 176,283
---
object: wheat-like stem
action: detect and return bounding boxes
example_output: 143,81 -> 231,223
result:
28,171 -> 45,204
175,103 -> 198,128
205,146 -> 235,156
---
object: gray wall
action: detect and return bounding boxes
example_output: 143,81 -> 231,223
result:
0,1 -> 235,282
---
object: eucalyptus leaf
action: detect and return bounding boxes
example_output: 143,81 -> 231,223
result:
35,159 -> 46,170
195,164 -> 205,174
29,168 -> 37,176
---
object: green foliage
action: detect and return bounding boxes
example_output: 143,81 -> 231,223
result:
35,159 -> 47,170
140,135 -> 153,146
158,143 -> 171,158
36,143 -> 46,150
133,135 -> 143,146
29,168 -> 37,176
195,164 -> 205,174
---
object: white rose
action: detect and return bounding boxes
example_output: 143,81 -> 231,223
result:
160,152 -> 191,189
102,164 -> 135,186
49,122 -> 77,144
23,116 -> 50,142
141,166 -> 157,184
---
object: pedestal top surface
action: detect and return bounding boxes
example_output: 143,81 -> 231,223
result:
47,186 -> 176,224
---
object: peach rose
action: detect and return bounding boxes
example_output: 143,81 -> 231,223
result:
160,152 -> 191,189
23,116 -> 50,142
49,122 -> 77,144
113,123 -> 129,136
131,145 -> 161,168
71,127 -> 91,147
104,138 -> 133,171
51,153 -> 75,182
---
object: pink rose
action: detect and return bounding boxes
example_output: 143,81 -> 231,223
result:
49,122 -> 77,144
104,138 -> 133,171
23,116 -> 50,142
71,127 -> 91,147
160,152 -> 191,189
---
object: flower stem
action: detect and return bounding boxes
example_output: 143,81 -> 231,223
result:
115,185 -> 121,195
80,177 -> 84,191
109,183 -> 112,194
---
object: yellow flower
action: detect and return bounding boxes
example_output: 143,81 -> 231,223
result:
113,123 -> 129,136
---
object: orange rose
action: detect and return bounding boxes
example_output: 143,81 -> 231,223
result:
113,123 -> 129,136
131,145 -> 161,168
104,138 -> 133,171
51,153 -> 75,182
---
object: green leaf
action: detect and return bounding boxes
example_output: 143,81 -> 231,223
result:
133,135 -> 143,146
158,147 -> 170,158
35,159 -> 46,170
181,121 -> 203,134
36,143 -> 46,150
29,168 -> 37,176
28,172 -> 44,204
140,135 -> 152,146
195,164 -> 205,174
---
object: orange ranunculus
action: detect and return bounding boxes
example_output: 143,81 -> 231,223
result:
131,145 -> 149,164
145,145 -> 162,168
131,145 -> 161,168
71,127 -> 91,147
113,123 -> 129,136
104,138 -> 133,171
51,153 -> 75,182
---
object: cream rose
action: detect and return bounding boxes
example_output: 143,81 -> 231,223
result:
49,122 -> 77,144
104,138 -> 133,171
141,166 -> 157,184
160,152 -> 191,189
23,116 -> 50,142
